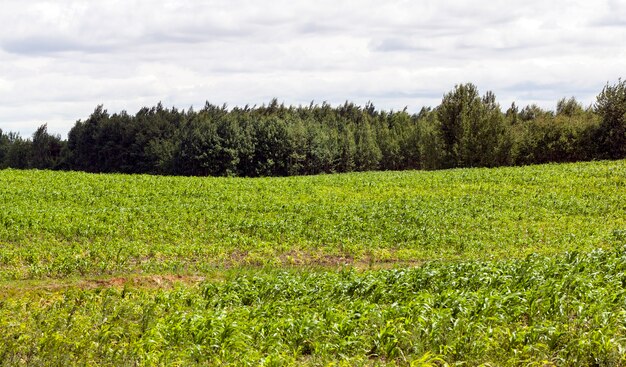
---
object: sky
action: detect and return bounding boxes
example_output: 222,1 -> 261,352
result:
0,0 -> 624,138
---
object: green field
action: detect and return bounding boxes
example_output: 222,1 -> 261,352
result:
1,160 -> 626,365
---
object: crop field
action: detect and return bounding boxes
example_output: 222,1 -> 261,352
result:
1,160 -> 625,365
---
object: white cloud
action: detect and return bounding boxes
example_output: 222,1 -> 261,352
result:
0,0 -> 623,137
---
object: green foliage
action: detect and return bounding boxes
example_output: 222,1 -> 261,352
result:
354,118 -> 382,171
66,105 -> 109,172
511,111 -> 600,165
0,161 -> 625,364
416,110 -> 444,170
595,79 -> 626,159
437,84 -> 511,168
2,82 -> 626,364
0,129 -> 9,168
30,124 -> 64,169
0,160 -> 624,280
3,80 -> 626,175
3,248 -> 626,365
3,132 -> 31,169
519,104 -> 553,122
556,97 -> 584,117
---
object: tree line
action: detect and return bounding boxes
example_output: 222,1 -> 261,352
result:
1,80 -> 624,176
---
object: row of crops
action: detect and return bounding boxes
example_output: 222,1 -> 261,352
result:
3,248 -> 626,365
1,160 -> 625,364
0,160 -> 625,280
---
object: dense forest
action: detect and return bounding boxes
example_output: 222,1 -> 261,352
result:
1,80 -> 624,176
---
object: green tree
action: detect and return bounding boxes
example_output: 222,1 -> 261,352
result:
66,105 -> 109,172
286,116 -> 307,175
173,114 -> 221,176
505,102 -> 519,125
417,111 -> 444,170
251,116 -> 292,176
475,91 -> 512,167
556,97 -> 584,117
30,124 -> 64,169
4,132 -> 32,169
374,112 -> 402,171
337,125 -> 357,172
437,83 -> 480,167
437,84 -> 510,167
0,129 -> 9,167
354,119 -> 381,171
595,79 -> 626,159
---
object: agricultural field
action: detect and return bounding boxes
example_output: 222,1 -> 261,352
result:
1,160 -> 625,365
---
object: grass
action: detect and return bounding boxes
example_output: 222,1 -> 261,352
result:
1,160 -> 626,365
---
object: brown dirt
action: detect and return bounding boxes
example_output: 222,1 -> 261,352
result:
83,274 -> 206,289
0,274 -> 207,295
0,255 -> 427,294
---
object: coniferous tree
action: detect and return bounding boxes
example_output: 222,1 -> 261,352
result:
437,83 -> 480,167
66,105 -> 109,172
437,84 -> 510,168
30,124 -> 63,169
0,129 -> 9,168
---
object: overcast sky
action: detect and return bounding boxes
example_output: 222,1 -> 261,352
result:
0,0 -> 624,137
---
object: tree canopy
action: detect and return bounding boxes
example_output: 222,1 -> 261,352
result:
1,81 -> 623,176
